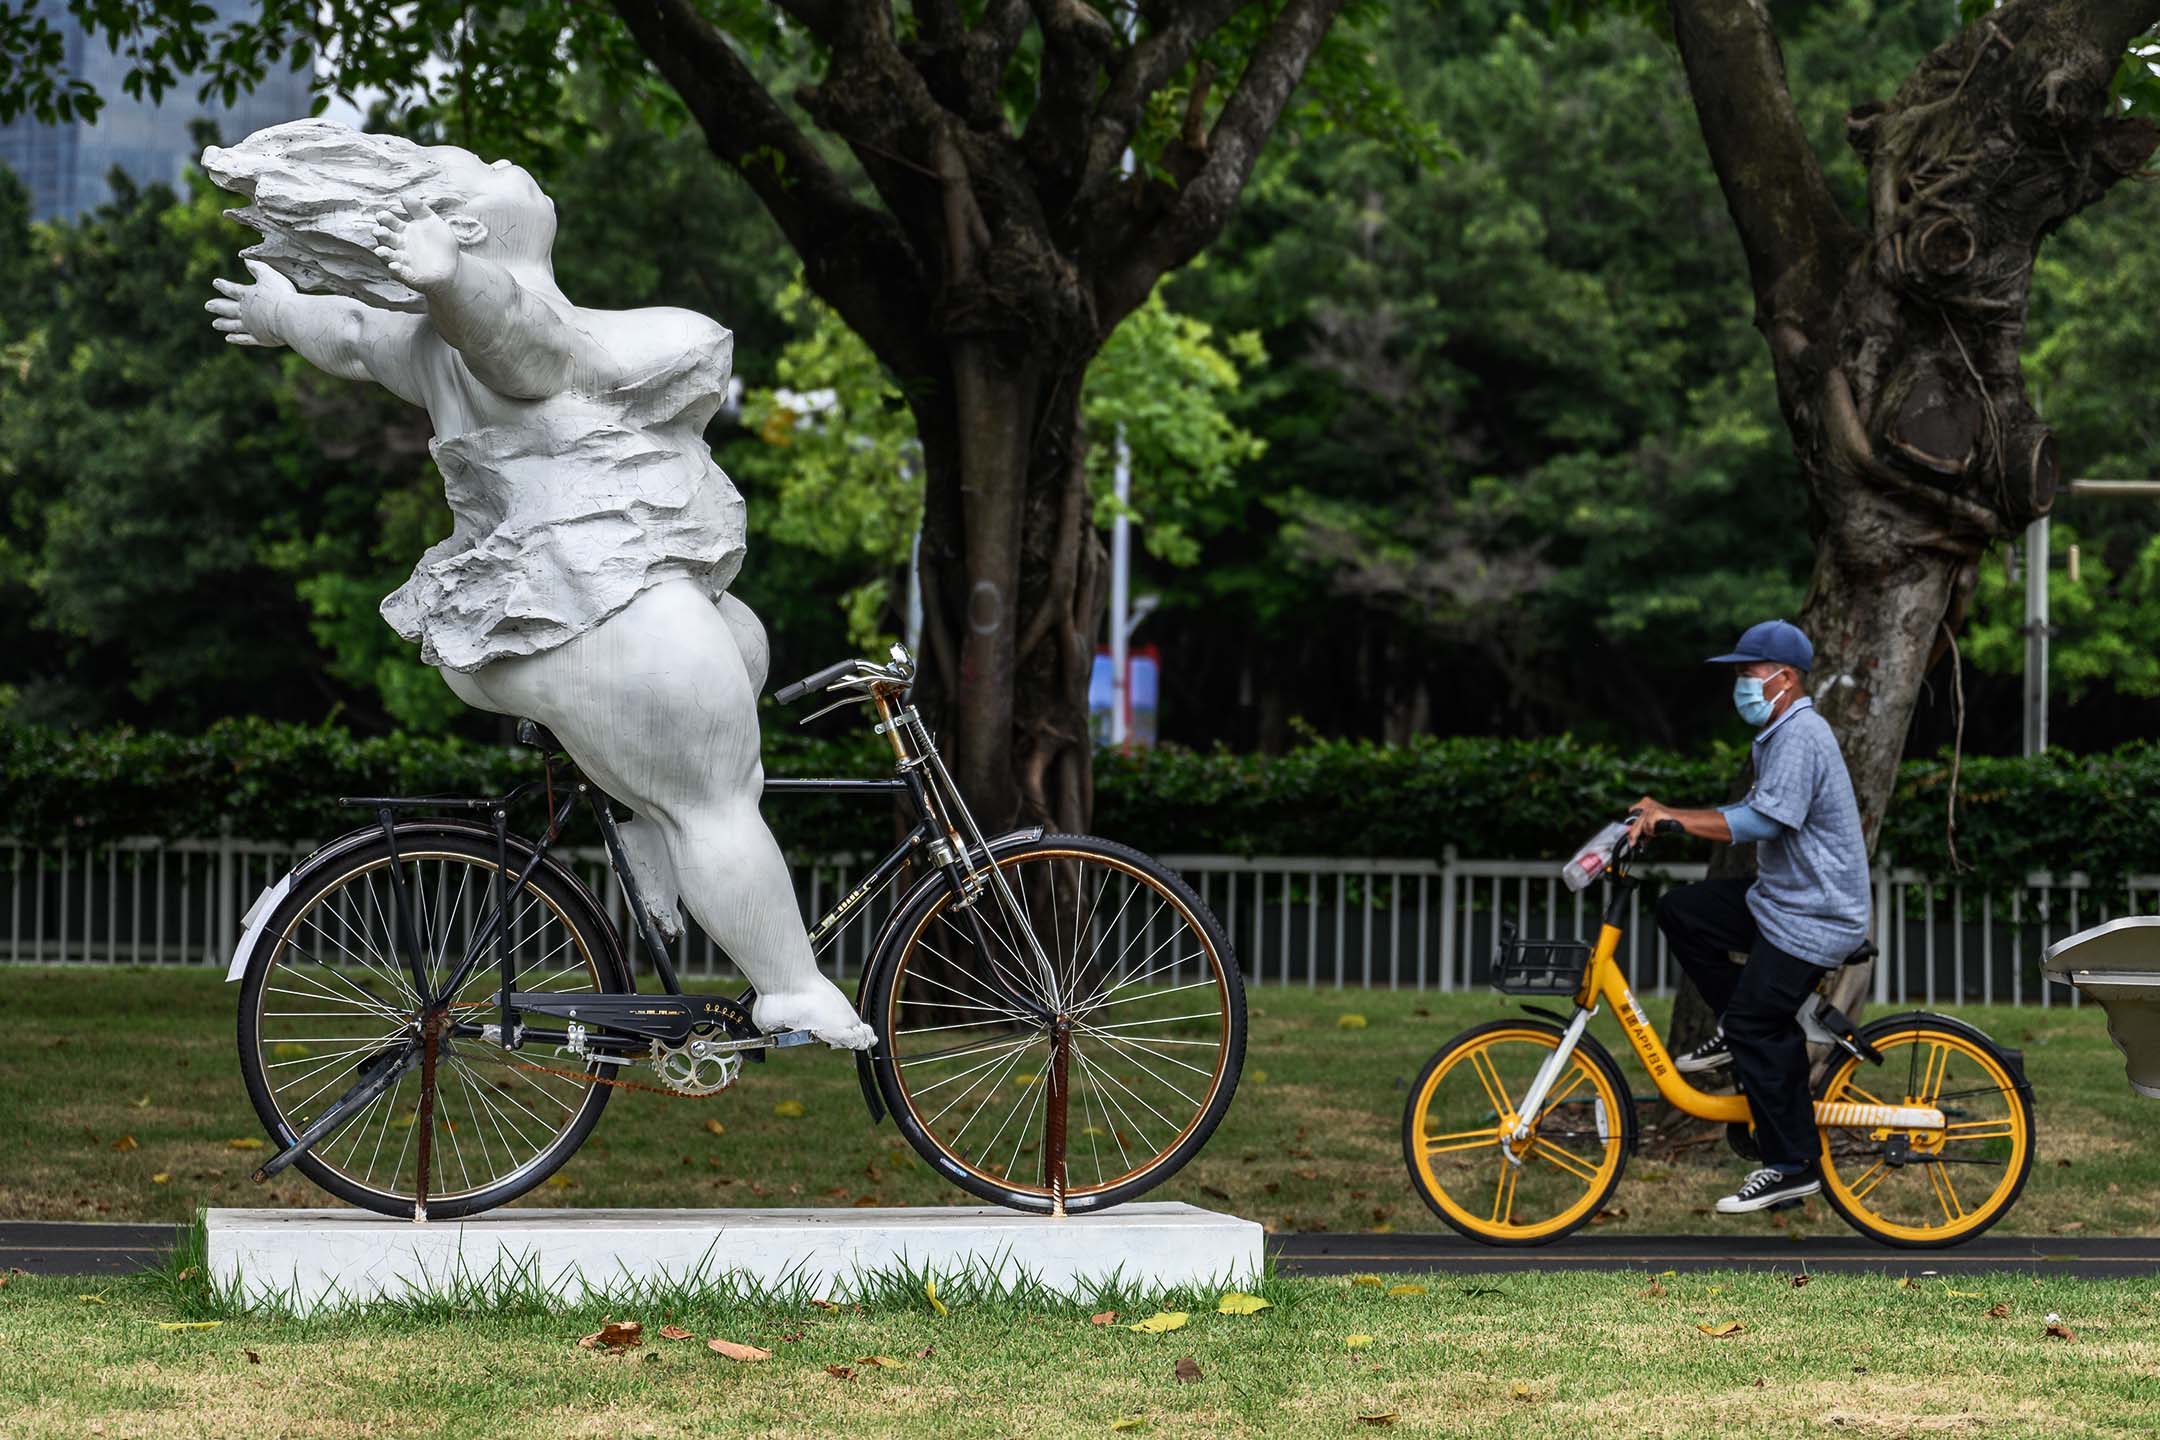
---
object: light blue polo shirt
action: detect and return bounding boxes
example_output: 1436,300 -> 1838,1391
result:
1740,697 -> 1872,967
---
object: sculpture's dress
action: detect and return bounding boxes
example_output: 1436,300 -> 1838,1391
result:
379,320 -> 745,672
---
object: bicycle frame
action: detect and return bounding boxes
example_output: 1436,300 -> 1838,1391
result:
1501,856 -> 1942,1151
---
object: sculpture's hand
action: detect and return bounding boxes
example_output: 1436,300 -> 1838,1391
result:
204,259 -> 294,348
371,197 -> 462,292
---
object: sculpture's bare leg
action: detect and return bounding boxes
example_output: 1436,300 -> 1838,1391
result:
441,580 -> 876,1049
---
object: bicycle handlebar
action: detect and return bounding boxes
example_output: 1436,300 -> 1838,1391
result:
774,659 -> 859,705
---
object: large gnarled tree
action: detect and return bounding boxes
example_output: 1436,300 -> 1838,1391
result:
1661,0 -> 2158,1037
1,0 -> 1369,831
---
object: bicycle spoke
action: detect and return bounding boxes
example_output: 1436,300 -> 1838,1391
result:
1467,1048 -> 1514,1124
1423,1126 -> 1500,1155
1491,1160 -> 1518,1225
1529,1137 -> 1601,1184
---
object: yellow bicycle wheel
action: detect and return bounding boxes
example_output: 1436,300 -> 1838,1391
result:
1817,1014 -> 2035,1248
1401,1019 -> 1633,1246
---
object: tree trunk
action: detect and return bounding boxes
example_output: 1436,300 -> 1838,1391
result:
1657,0 -> 2159,1066
917,354 -> 1105,837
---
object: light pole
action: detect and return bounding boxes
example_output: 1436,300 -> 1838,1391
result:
2022,478 -> 2160,755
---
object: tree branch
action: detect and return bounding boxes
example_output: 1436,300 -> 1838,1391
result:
2065,0 -> 2160,53
1078,0 -> 1248,212
1022,0 -> 1118,215
1091,0 -> 1346,325
1668,0 -> 1861,321
608,0 -> 934,376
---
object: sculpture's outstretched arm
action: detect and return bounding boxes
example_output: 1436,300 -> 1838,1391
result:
372,198 -> 582,401
205,259 -> 430,406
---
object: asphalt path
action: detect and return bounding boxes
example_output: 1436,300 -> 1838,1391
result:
1271,1231 -> 2160,1279
5,1222 -> 2158,1280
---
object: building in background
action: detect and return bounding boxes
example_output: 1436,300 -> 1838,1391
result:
0,0 -> 312,221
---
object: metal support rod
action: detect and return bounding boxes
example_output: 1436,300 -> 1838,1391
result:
1046,1023 -> 1070,1218
413,1013 -> 440,1224
1110,426 -> 1132,746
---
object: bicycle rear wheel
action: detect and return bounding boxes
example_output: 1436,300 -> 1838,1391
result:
1816,1013 -> 2034,1248
235,827 -> 626,1219
864,835 -> 1244,1213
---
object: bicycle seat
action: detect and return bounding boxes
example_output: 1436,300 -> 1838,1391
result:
1839,940 -> 1879,968
515,718 -> 566,754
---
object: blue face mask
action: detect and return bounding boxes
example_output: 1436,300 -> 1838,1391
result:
1733,673 -> 1789,727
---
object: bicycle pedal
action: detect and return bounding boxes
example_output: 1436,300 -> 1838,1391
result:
765,1029 -> 817,1050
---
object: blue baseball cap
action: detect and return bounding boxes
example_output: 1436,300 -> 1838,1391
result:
1707,619 -> 1813,673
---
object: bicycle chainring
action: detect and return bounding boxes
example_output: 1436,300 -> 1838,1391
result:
649,1026 -> 743,1096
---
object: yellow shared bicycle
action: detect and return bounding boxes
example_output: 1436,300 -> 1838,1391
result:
1403,821 -> 2035,1248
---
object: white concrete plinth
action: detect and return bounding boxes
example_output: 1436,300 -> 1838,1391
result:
206,1203 -> 1263,1312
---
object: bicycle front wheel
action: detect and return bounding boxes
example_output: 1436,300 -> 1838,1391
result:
1816,1013 -> 2035,1248
864,835 -> 1244,1213
1402,1020 -> 1634,1245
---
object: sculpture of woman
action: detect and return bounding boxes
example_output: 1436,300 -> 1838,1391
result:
200,120 -> 874,1049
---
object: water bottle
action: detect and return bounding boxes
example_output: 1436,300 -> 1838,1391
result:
1559,820 -> 1631,893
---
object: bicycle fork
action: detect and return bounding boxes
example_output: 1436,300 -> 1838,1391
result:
1503,1005 -> 1600,1163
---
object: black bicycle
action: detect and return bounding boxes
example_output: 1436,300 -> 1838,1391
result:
231,644 -> 1245,1219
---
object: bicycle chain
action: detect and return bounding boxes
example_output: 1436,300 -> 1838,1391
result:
490,1051 -> 729,1099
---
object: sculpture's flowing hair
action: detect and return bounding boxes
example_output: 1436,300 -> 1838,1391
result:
203,120 -> 529,313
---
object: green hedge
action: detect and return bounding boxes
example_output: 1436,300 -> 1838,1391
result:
1,720 -> 2153,889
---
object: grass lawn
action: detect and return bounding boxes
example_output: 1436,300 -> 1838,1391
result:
1,964 -> 2154,1238
3,1261 -> 2157,1437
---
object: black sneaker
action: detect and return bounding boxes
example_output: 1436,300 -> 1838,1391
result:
1715,1166 -> 1822,1214
1673,1028 -> 1732,1074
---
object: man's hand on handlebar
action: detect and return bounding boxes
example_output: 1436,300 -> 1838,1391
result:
1626,797 -> 1726,846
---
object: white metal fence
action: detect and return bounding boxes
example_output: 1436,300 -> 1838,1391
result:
4,834 -> 2153,1005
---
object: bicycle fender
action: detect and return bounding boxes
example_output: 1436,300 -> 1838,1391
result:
846,826 -> 1046,1122
223,823 -> 389,982
224,820 -> 629,991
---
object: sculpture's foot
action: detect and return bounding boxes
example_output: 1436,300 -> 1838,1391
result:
753,982 -> 878,1051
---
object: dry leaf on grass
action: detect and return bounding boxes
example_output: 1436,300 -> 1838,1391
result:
1944,1289 -> 1984,1299
578,1320 -> 642,1352
926,1278 -> 948,1317
1338,1014 -> 1368,1029
1091,1310 -> 1119,1326
225,1138 -> 264,1151
1344,1335 -> 1375,1349
1790,1274 -> 1811,1289
772,1100 -> 806,1118
855,1355 -> 905,1369
1128,1312 -> 1189,1334
657,1325 -> 695,1341
2046,1323 -> 2076,1341
707,1338 -> 771,1362
1356,1408 -> 1399,1426
1697,1321 -> 1746,1338
825,1364 -> 855,1380
244,1349 -> 261,1365
154,1321 -> 222,1331
1386,1284 -> 1426,1297
1110,1418 -> 1147,1432
703,1118 -> 725,1137
131,1094 -> 150,1109
1510,1382 -> 1535,1401
809,1299 -> 841,1311
1350,1275 -> 1384,1288
151,1173 -> 171,1185
1639,1280 -> 1666,1298
111,1135 -> 138,1152
1217,1292 -> 1270,1315
77,1293 -> 106,1305
1173,1356 -> 1203,1383
1985,1303 -> 2011,1319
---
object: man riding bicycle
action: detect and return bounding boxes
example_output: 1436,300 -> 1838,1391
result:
1625,620 -> 1872,1217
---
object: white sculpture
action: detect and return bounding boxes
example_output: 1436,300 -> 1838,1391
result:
200,120 -> 874,1050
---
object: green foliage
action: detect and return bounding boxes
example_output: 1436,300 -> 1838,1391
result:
1965,525 -> 2160,703
6,722 -> 2151,889
740,276 -> 1266,646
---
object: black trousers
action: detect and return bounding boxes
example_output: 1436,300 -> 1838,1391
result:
1653,877 -> 1824,1173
